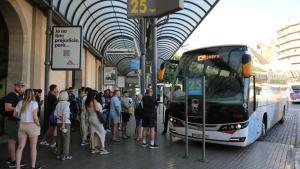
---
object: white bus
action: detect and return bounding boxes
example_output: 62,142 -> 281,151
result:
165,45 -> 288,147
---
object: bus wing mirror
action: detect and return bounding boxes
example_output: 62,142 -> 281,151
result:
159,61 -> 169,81
242,54 -> 252,78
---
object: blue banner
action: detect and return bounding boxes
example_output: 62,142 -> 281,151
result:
130,59 -> 140,70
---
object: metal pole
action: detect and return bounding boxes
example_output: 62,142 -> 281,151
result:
185,77 -> 189,158
43,0 -> 53,134
101,58 -> 104,91
202,76 -> 206,161
44,0 -> 53,94
151,18 -> 157,97
140,19 -> 146,95
72,71 -> 75,88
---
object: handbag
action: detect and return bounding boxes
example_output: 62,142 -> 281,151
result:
96,110 -> 105,124
49,111 -> 57,125
86,102 -> 105,124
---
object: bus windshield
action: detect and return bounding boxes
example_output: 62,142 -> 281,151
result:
179,46 -> 247,105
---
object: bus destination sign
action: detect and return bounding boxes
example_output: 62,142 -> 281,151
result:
197,54 -> 220,62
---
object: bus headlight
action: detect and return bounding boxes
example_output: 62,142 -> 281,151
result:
218,122 -> 248,132
236,124 -> 242,129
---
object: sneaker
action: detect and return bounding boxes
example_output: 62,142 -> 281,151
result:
39,140 -> 49,146
61,128 -> 68,133
141,143 -> 148,147
100,149 -> 109,155
91,149 -> 100,154
56,155 -> 61,160
50,142 -> 56,148
32,165 -> 42,169
7,160 -> 26,168
7,160 -> 16,168
122,135 -> 129,139
80,140 -> 89,146
61,155 -> 72,160
106,129 -> 111,133
149,144 -> 159,149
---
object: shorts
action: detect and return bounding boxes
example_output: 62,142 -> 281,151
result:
142,116 -> 156,128
6,119 -> 19,140
135,118 -> 142,127
110,112 -> 120,124
122,112 -> 130,123
18,122 -> 40,138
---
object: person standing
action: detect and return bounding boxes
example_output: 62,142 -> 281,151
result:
103,89 -> 112,131
40,84 -> 59,147
134,94 -> 143,141
162,92 -> 171,135
55,91 -> 72,160
141,89 -> 158,149
15,89 -> 41,169
5,81 -> 25,168
85,90 -> 109,154
80,87 -> 90,146
121,91 -> 132,139
110,90 -> 121,141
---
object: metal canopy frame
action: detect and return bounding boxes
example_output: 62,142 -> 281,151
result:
53,0 -> 220,75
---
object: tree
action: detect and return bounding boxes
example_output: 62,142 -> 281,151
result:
161,53 -> 181,84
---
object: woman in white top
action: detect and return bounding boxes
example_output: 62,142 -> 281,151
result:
54,91 -> 72,160
15,89 -> 41,169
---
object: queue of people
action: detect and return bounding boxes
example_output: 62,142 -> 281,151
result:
2,81 -> 161,169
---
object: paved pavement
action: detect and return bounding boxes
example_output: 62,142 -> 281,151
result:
0,103 -> 299,169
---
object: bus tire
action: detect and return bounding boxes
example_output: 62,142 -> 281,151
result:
279,106 -> 285,124
260,115 -> 267,139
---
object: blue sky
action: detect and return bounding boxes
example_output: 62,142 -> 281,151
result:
183,0 -> 300,51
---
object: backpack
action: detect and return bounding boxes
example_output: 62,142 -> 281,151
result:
134,102 -> 143,118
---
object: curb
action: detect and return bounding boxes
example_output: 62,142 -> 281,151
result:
296,148 -> 300,169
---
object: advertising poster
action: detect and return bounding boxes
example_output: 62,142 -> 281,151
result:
51,26 -> 83,70
104,67 -> 117,85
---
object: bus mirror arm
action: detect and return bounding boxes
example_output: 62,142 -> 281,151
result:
253,76 -> 256,111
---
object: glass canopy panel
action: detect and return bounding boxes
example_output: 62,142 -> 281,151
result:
53,0 -> 220,73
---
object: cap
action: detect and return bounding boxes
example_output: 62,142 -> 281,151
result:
15,80 -> 25,86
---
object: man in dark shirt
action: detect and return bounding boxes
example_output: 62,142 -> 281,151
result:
5,81 -> 25,167
40,84 -> 59,147
141,89 -> 159,149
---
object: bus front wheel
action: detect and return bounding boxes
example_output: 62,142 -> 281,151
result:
260,120 -> 267,139
279,106 -> 285,124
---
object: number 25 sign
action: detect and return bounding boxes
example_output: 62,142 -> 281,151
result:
187,78 -> 204,96
127,0 -> 183,18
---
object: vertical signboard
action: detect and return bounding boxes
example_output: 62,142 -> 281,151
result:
51,26 -> 83,70
104,67 -> 117,85
185,77 -> 206,160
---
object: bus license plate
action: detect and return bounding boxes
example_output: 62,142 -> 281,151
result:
192,133 -> 209,139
